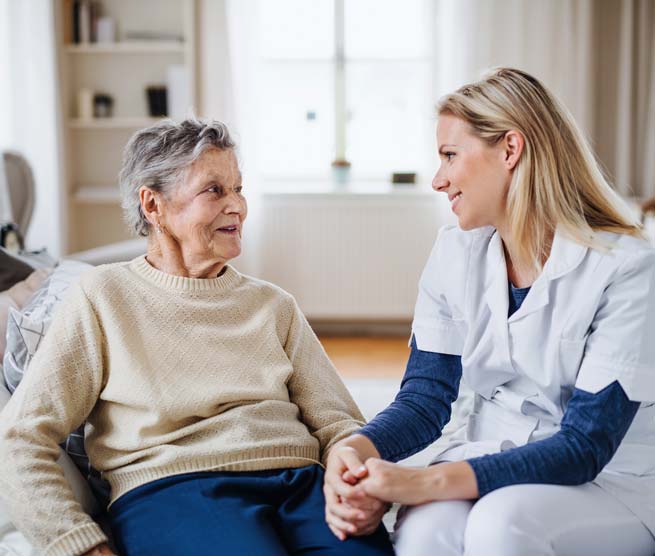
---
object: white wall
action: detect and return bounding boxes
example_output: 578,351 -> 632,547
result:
259,190 -> 456,319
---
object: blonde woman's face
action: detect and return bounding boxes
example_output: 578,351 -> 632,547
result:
433,115 -> 511,231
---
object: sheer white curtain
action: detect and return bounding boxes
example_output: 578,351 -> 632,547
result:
434,0 -> 596,136
434,0 -> 655,198
595,0 -> 655,199
225,0 -> 264,277
0,0 -> 65,255
197,0 -> 263,276
0,0 -> 13,150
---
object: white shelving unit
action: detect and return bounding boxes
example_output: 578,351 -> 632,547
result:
65,41 -> 186,54
56,0 -> 197,253
68,117 -> 164,130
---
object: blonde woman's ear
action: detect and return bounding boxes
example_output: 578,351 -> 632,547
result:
503,130 -> 525,171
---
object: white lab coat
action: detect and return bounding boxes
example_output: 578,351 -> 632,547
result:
412,225 -> 655,535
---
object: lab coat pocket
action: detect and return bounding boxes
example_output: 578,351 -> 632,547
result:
559,337 -> 587,384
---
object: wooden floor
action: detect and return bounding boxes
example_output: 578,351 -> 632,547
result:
318,336 -> 409,378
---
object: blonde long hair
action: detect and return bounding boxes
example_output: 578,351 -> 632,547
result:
438,67 -> 642,271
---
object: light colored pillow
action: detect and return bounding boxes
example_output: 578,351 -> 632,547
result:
3,310 -> 48,395
0,374 -> 9,409
3,261 -> 90,393
0,269 -> 50,362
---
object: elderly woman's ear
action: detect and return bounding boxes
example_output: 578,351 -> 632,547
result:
139,184 -> 188,275
139,186 -> 163,234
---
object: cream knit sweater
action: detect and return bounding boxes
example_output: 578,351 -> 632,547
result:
0,257 -> 365,556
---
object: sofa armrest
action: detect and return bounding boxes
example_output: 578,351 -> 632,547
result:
67,238 -> 147,266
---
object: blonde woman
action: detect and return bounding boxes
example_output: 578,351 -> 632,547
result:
323,68 -> 655,556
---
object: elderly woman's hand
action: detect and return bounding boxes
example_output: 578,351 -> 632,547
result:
82,543 -> 117,556
324,438 -> 390,539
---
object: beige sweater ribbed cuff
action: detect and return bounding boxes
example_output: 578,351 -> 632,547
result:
44,522 -> 107,556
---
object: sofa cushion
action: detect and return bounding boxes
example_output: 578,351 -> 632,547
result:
0,247 -> 55,292
0,248 -> 33,292
0,269 -> 50,362
2,261 -> 90,392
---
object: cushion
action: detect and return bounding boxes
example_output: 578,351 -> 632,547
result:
0,269 -> 51,361
3,260 -> 90,393
0,247 -> 55,292
1,260 -> 111,506
0,247 -> 33,291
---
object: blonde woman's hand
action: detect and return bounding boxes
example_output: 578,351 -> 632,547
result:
357,458 -> 479,505
356,458 -> 435,505
82,543 -> 117,556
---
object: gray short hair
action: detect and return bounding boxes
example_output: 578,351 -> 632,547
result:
119,117 -> 236,237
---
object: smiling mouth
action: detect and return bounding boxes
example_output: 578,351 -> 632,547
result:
449,192 -> 462,203
217,225 -> 239,234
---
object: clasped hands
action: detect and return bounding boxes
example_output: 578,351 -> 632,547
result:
324,444 -> 436,540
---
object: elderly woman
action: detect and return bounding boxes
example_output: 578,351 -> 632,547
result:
0,119 -> 394,556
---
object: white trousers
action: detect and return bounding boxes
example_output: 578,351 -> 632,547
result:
393,483 -> 655,556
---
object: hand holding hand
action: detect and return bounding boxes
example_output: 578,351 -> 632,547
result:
356,458 -> 435,506
357,459 -> 479,505
324,445 -> 371,539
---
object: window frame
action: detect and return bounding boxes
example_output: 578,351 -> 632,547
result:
257,0 -> 436,186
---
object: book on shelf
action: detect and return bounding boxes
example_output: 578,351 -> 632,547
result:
69,1 -> 184,46
71,0 -> 98,44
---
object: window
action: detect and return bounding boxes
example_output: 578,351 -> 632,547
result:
255,0 -> 435,184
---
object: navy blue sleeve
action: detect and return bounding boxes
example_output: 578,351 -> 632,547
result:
357,336 -> 463,462
467,381 -> 640,496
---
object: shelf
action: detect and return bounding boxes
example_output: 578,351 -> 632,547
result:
68,117 -> 165,130
59,0 -> 197,253
74,186 -> 121,205
65,41 -> 185,54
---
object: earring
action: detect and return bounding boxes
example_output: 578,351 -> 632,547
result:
156,224 -> 163,234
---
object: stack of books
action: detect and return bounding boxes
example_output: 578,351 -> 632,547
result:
69,0 -> 185,45
71,0 -> 100,44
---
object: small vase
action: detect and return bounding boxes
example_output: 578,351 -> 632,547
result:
331,159 -> 351,185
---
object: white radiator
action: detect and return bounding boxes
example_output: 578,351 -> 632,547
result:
259,190 -> 455,319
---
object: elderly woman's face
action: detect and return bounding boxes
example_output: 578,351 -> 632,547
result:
161,148 -> 247,264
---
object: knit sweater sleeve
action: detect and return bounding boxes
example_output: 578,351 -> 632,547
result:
282,297 -> 366,465
0,281 -> 108,556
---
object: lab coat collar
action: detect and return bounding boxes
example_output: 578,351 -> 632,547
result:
543,228 -> 589,280
484,231 -> 511,320
484,227 -> 588,323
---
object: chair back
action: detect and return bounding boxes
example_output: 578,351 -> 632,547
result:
0,151 -> 35,238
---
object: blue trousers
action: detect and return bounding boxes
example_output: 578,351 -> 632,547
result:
108,465 -> 394,556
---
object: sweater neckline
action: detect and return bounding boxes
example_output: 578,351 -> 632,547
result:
130,255 -> 241,292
